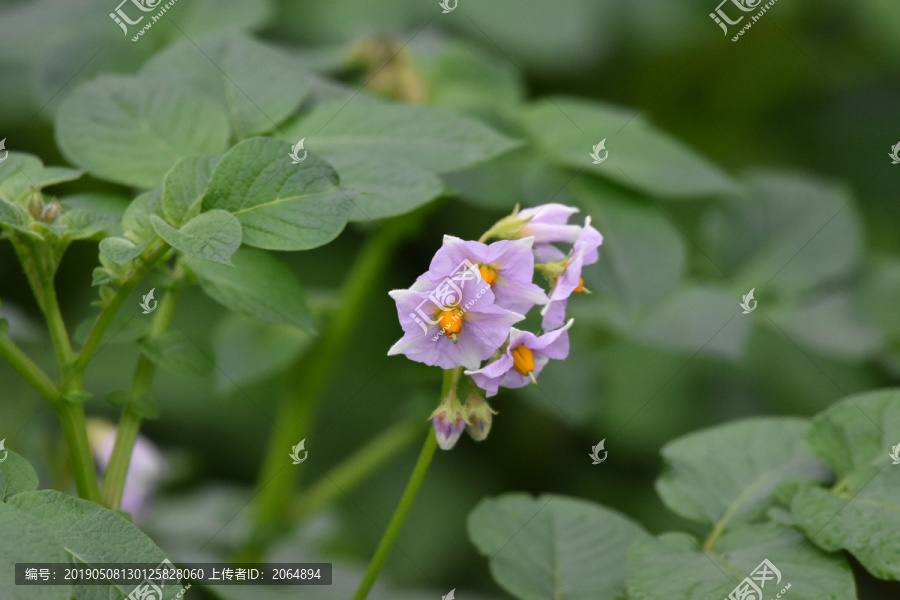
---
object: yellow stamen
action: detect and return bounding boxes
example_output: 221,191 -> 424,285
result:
438,308 -> 463,343
511,345 -> 535,377
479,265 -> 497,287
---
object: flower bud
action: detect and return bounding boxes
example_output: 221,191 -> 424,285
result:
430,394 -> 467,450
40,201 -> 60,224
464,392 -> 497,442
26,191 -> 44,220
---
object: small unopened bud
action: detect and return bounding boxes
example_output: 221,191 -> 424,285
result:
464,392 -> 497,442
27,192 -> 44,220
430,394 -> 466,450
40,201 -> 60,224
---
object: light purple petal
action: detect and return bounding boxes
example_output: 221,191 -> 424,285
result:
541,298 -> 568,331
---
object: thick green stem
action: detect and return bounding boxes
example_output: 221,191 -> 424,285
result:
291,419 -> 423,523
250,224 -> 407,538
100,285 -> 181,510
0,335 -> 61,405
57,402 -> 101,502
351,421 -> 441,600
73,241 -> 169,376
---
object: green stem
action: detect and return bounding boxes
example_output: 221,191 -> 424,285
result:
57,402 -> 101,502
100,285 -> 181,510
73,241 -> 169,376
250,222 -> 409,537
351,428 -> 438,600
0,335 -> 62,405
291,419 -> 423,523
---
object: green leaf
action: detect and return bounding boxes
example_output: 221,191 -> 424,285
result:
161,154 -> 221,226
0,152 -> 82,203
520,98 -> 736,199
7,490 -> 181,600
576,182 -> 686,308
0,502 -> 71,600
122,188 -> 164,244
212,312 -> 313,392
142,33 -> 313,138
98,236 -> 147,265
656,418 -> 828,528
704,173 -> 862,295
56,75 -> 230,188
0,449 -> 39,501
190,249 -> 316,333
468,493 -> 648,600
201,137 -> 351,250
791,389 -> 900,580
151,210 -> 241,265
0,197 -> 41,239
325,151 -> 443,222
632,285 -> 751,359
140,330 -> 214,377
627,524 -> 856,600
59,193 -> 128,241
281,100 -> 520,174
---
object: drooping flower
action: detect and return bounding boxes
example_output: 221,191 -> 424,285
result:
388,268 -> 525,370
430,392 -> 468,450
465,320 -> 574,397
540,217 -> 603,330
463,384 -> 497,442
417,235 -> 547,314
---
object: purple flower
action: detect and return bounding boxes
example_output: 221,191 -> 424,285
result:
517,203 -> 583,262
417,236 -> 547,314
541,217 -> 603,330
465,320 -> 574,397
388,272 -> 525,370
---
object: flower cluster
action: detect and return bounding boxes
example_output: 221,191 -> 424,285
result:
388,203 -> 603,449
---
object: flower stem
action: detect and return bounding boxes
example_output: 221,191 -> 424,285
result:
100,284 -> 181,510
351,426 -> 438,600
0,334 -> 61,405
73,241 -> 169,375
290,419 -> 423,523
57,402 -> 101,502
